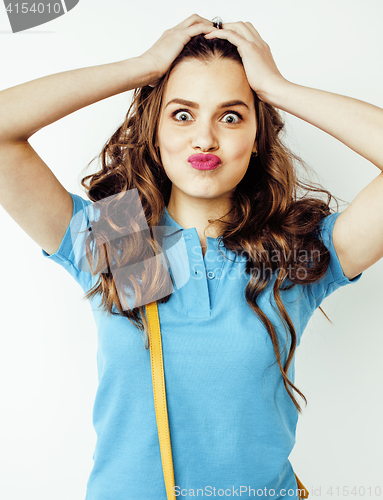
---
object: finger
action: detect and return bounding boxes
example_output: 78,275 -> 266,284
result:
204,28 -> 249,48
223,21 -> 265,44
244,22 -> 266,43
177,13 -> 215,29
221,22 -> 254,43
184,22 -> 218,40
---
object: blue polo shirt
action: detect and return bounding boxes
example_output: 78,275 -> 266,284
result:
42,192 -> 363,499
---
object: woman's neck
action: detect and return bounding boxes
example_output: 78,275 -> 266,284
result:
166,191 -> 232,253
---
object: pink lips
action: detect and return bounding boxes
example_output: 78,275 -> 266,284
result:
188,153 -> 222,170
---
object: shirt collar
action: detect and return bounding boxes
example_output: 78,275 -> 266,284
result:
159,206 -> 247,262
161,206 -> 185,232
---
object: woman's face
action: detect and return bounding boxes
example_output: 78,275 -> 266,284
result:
157,57 -> 258,205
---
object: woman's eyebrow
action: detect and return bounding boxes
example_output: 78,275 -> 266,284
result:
165,98 -> 250,110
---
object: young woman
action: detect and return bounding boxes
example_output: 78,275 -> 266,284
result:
0,12 -> 382,500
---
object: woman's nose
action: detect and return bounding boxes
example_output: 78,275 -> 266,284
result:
191,120 -> 219,151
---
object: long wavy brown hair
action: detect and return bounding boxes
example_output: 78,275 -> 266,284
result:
80,20 -> 342,413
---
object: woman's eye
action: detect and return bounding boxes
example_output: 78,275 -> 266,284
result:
173,110 -> 193,122
222,112 -> 242,124
171,109 -> 242,123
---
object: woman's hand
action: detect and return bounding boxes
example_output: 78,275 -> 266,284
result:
204,22 -> 287,102
138,14 -> 218,87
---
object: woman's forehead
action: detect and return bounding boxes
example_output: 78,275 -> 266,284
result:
163,57 -> 255,108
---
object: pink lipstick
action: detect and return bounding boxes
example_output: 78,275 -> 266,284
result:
188,153 -> 221,170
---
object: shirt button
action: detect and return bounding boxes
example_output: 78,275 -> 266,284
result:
206,271 -> 215,280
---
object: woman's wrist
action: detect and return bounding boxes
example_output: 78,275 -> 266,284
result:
125,56 -> 162,89
256,77 -> 295,107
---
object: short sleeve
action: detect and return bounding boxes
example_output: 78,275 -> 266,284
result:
304,212 -> 363,311
42,192 -> 94,293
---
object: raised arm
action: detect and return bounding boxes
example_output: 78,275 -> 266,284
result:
206,22 -> 383,280
0,14 -> 217,255
0,58 -> 158,256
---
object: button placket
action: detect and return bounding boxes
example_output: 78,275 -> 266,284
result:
203,238 -> 227,310
186,230 -> 211,318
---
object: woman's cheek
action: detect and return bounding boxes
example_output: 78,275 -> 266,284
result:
160,131 -> 185,159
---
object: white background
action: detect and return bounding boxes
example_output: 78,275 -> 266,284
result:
0,0 -> 382,499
